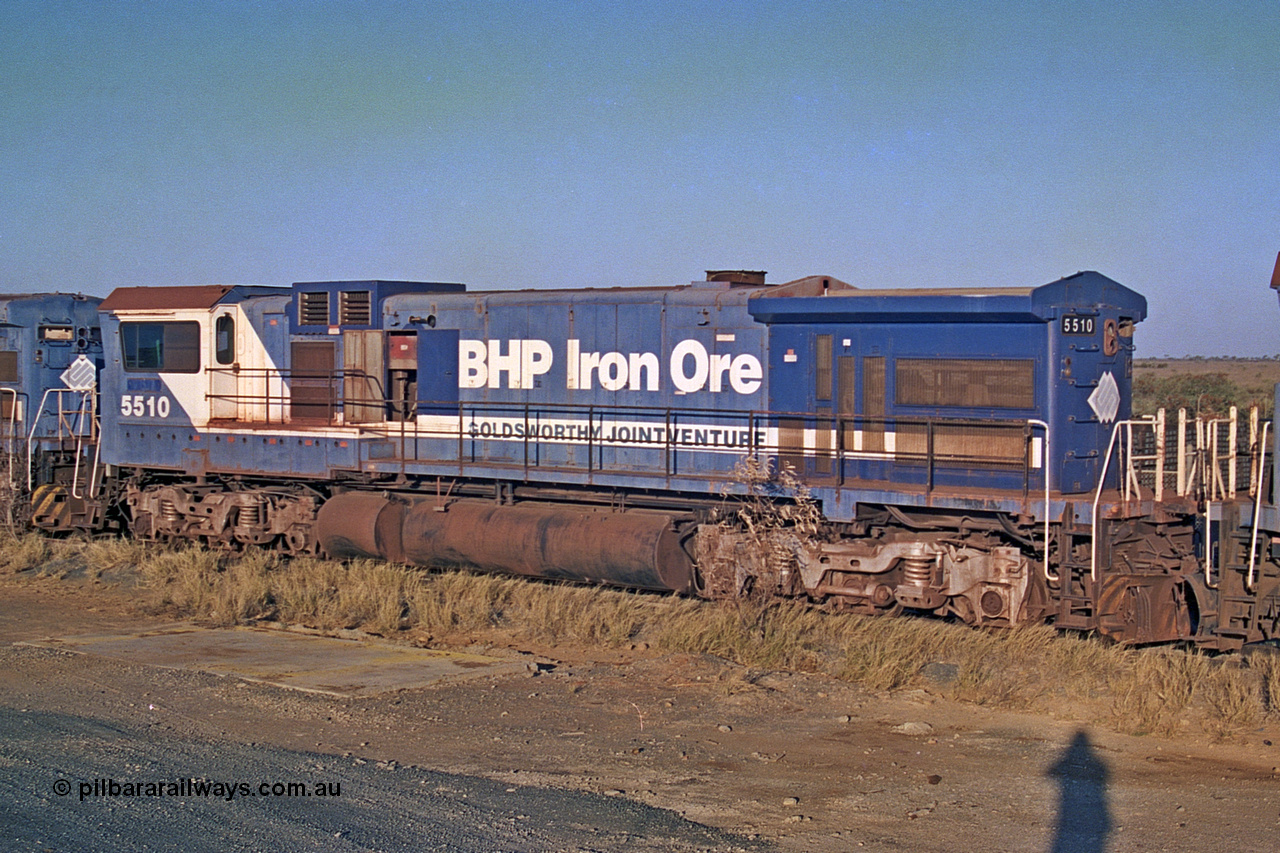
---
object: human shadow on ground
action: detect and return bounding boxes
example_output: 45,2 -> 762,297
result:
1047,729 -> 1112,853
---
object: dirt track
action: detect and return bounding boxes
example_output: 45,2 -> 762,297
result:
3,572 -> 1280,852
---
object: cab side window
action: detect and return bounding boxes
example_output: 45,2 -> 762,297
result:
215,315 -> 235,365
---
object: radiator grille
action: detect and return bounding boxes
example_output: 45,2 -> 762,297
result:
896,358 -> 1034,409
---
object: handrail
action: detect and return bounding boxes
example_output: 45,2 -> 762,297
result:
26,388 -> 56,491
26,388 -> 97,493
1247,419 -> 1271,592
1026,419 -> 1054,582
201,377 -> 1057,500
0,388 -> 21,490
1091,419 -> 1151,584
69,390 -> 98,500
414,407 -> 1043,470
205,367 -> 1052,430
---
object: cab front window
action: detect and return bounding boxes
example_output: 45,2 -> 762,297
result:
121,322 -> 200,373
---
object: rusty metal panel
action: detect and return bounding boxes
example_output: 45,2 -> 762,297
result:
343,330 -> 385,424
180,447 -> 209,476
895,423 -> 1029,467
1096,574 -> 1191,644
815,334 -> 833,401
838,355 -> 857,450
387,331 -> 417,370
815,407 -> 833,475
99,285 -> 237,311
778,418 -> 804,474
290,340 -> 336,423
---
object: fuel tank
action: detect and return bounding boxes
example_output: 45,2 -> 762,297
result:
317,492 -> 697,593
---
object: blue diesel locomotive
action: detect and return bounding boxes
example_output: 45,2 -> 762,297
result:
0,293 -> 104,525
12,266 -> 1280,650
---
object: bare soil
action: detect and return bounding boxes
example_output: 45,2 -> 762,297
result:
3,570 -> 1280,852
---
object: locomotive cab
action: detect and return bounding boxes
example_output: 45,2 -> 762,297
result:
98,285 -> 290,429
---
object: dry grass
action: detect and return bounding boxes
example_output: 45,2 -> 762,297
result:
1251,652 -> 1280,717
271,557 -> 419,636
140,544 -> 243,624
657,599 -> 832,672
0,531 -> 51,574
1108,649 -> 1210,736
6,533 -> 1280,739
1199,664 -> 1263,739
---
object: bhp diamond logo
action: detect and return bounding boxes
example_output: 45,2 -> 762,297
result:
60,354 -> 96,391
1088,371 -> 1120,423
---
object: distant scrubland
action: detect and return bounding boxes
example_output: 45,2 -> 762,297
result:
1133,358 -> 1280,417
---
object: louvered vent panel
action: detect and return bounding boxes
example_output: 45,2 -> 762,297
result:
298,292 -> 330,325
339,291 -> 372,325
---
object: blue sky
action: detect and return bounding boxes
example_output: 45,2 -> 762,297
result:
2,1 -> 1277,356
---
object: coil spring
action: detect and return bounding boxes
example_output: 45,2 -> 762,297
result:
900,545 -> 933,589
160,499 -> 180,523
238,502 -> 263,526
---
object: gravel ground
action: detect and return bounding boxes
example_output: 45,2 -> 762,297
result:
0,669 -> 760,853
3,575 -> 1280,852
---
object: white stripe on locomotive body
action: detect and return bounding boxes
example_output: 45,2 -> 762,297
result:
180,419 -> 1044,469
226,304 -> 286,424
111,302 -> 286,429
